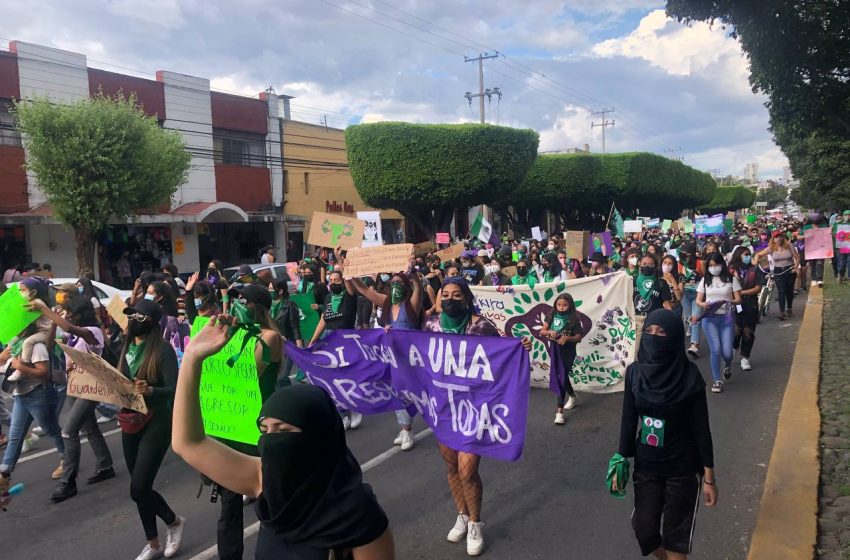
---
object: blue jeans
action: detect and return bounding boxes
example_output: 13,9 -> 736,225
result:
701,315 -> 734,383
837,253 -> 850,279
1,384 -> 65,474
681,290 -> 701,345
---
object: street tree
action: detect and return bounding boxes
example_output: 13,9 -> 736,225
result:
698,185 -> 756,213
15,94 -> 190,277
345,122 -> 539,240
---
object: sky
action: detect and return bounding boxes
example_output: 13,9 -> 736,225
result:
1,0 -> 788,180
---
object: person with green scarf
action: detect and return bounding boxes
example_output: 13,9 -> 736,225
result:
633,254 -> 673,350
540,293 -> 586,425
510,259 -> 538,287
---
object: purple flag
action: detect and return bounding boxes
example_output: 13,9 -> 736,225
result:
286,329 -> 531,461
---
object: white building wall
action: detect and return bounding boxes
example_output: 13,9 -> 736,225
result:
265,93 -> 284,207
13,42 -> 90,207
158,71 -> 216,206
26,224 -> 78,277
170,223 -> 201,274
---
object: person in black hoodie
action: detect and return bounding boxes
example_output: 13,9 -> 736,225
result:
615,309 -> 717,560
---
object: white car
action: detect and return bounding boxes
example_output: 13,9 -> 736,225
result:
47,278 -> 132,307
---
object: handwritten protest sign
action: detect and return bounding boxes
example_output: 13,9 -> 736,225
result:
106,295 -> 129,331
661,219 -> 672,232
290,293 -> 320,343
356,210 -> 383,247
189,318 -> 263,445
343,244 -> 413,279
287,329 -> 530,461
433,243 -> 465,263
413,240 -> 437,256
565,231 -> 589,259
623,220 -> 643,233
436,232 -> 450,244
836,224 -> 850,254
471,272 -> 635,393
0,284 -> 41,345
804,227 -> 834,260
307,211 -> 365,250
531,226 -> 543,241
60,343 -> 147,413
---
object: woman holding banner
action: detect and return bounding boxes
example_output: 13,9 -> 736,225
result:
352,269 -> 422,451
423,277 -> 532,557
173,316 -> 395,560
117,299 -> 186,560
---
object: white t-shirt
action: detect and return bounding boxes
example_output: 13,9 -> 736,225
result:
697,276 -> 742,315
13,342 -> 50,396
261,253 -> 274,264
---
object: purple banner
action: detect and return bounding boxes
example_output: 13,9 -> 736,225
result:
286,329 -> 531,461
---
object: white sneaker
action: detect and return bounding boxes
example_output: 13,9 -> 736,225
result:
565,395 -> 577,410
686,344 -> 700,358
96,414 -> 114,424
554,412 -> 565,425
467,521 -> 485,556
5,370 -> 21,382
32,426 -> 45,437
393,430 -> 404,446
21,433 -> 39,454
818,281 -> 824,288
811,280 -> 817,287
134,543 -> 164,560
349,412 -> 363,430
399,429 -> 414,451
342,415 -> 351,431
741,357 -> 752,371
164,516 -> 185,558
447,513 -> 469,542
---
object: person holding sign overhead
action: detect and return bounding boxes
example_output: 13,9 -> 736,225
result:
117,299 -> 186,560
172,315 -> 395,560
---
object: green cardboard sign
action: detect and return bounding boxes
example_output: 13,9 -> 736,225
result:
290,293 -> 320,343
190,317 -> 262,445
681,218 -> 694,234
0,284 -> 42,345
661,219 -> 672,231
723,218 -> 734,233
747,214 -> 757,224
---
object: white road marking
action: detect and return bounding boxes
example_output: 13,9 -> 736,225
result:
187,428 -> 434,560
17,427 -> 122,464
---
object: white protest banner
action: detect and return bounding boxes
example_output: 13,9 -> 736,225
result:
343,244 -> 413,279
357,211 -> 383,247
470,272 -> 635,393
433,243 -> 465,263
106,295 -> 129,331
531,226 -> 543,241
307,211 -> 365,250
60,343 -> 148,413
623,220 -> 643,233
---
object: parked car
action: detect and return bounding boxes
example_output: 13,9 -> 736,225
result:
48,278 -> 132,307
223,263 -> 295,284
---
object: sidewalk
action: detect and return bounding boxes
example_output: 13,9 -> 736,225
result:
817,273 -> 850,559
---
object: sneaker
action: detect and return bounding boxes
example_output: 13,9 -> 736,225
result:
741,357 -> 752,371
164,516 -> 185,558
5,370 -> 21,382
393,430 -> 404,446
447,513 -> 470,543
32,426 -> 45,437
86,467 -> 116,485
342,415 -> 351,431
134,544 -> 164,560
21,433 -> 39,454
711,381 -> 723,393
467,521 -> 485,556
50,480 -> 77,503
686,344 -> 700,358
52,460 -> 64,480
554,412 -> 565,425
349,412 -> 363,430
564,395 -> 577,410
723,366 -> 732,381
778,313 -> 786,321
818,281 -> 824,288
96,414 -> 115,425
787,308 -> 793,317
811,280 -> 817,287
399,429 -> 414,451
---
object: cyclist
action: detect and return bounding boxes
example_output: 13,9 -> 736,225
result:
753,231 -> 799,320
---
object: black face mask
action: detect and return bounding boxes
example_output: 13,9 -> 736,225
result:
207,267 -> 216,276
441,299 -> 468,317
302,274 -> 313,281
128,320 -> 154,338
329,283 -> 344,295
517,267 -> 528,277
640,266 -> 656,276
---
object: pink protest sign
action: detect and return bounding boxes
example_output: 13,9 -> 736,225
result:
436,232 -> 450,244
804,227 -> 834,260
836,224 -> 850,255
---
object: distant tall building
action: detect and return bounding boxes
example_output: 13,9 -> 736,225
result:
744,162 -> 759,183
783,166 -> 793,184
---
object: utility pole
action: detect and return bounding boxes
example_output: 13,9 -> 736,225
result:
591,108 -> 615,153
464,53 -> 501,123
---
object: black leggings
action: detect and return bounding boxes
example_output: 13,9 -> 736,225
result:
122,411 -> 176,541
734,299 -> 759,358
774,266 -> 795,313
556,345 -> 577,408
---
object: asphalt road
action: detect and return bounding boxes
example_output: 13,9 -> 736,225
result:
2,310 -> 801,560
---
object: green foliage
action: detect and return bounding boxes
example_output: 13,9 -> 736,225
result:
754,183 -> 788,209
15,94 -> 190,234
698,185 -> 756,213
345,122 -> 539,210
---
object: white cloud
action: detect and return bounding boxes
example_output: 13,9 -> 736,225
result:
104,0 -> 187,29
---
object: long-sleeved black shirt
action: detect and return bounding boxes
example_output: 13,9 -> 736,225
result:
120,343 -> 178,413
618,365 -> 714,476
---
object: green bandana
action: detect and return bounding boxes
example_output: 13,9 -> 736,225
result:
440,312 -> 470,334
543,271 -> 555,283
390,284 -> 406,305
551,312 -> 568,332
681,265 -> 695,282
270,298 -> 283,320
636,274 -> 656,300
330,292 -> 344,313
607,453 -> 631,499
626,267 -> 638,278
298,280 -> 314,294
125,342 -> 146,379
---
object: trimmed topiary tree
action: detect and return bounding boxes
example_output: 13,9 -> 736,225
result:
345,122 -> 539,239
698,185 -> 757,213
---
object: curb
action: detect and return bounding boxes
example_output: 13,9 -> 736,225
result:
747,286 -> 823,559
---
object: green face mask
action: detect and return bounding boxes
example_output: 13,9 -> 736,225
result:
390,282 -> 406,305
230,300 -> 255,325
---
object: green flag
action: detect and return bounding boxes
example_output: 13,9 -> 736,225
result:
470,211 -> 493,243
612,206 -> 624,238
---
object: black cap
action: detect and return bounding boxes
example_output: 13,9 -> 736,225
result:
588,251 -> 606,264
228,283 -> 272,310
123,299 -> 163,324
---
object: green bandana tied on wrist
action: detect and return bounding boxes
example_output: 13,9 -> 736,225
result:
607,453 -> 630,498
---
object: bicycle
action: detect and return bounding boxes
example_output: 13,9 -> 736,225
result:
757,265 -> 775,322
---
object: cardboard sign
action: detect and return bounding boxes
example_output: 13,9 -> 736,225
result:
60,343 -> 148,414
436,232 -> 450,244
836,224 -> 850,255
661,219 -> 672,232
531,226 -> 543,241
306,211 -> 365,250
681,218 -> 694,233
804,227 -> 834,260
726,211 -> 736,221
343,244 -> 413,279
413,240 -> 438,256
0,284 -> 41,345
106,295 -> 129,331
433,243 -> 465,263
623,220 -> 643,233
564,231 -> 589,260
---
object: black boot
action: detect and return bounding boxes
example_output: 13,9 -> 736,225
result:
50,480 -> 77,503
86,467 -> 116,485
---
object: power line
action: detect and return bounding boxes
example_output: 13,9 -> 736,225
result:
591,108 -> 615,153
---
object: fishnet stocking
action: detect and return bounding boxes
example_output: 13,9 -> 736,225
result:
439,444 -> 483,521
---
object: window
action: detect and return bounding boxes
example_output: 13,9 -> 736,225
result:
0,99 -> 21,148
304,172 -> 309,195
213,128 -> 266,167
283,170 -> 289,194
